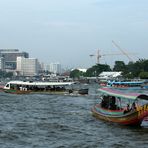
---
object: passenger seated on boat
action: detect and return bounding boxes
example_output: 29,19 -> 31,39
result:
123,104 -> 130,114
109,96 -> 118,110
101,96 -> 109,108
69,89 -> 73,94
131,102 -> 137,111
16,85 -> 20,90
109,104 -> 118,110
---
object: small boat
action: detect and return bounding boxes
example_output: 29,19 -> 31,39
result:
78,88 -> 88,95
91,87 -> 148,126
3,80 -> 76,95
141,80 -> 148,89
98,80 -> 108,87
107,80 -> 145,90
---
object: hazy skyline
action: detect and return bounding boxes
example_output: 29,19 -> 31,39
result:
0,0 -> 148,68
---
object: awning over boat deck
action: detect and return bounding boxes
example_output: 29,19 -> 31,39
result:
137,94 -> 148,100
98,87 -> 148,101
6,81 -> 75,86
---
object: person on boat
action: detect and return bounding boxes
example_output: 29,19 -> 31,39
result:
124,104 -> 130,114
101,96 -> 109,108
131,102 -> 137,111
109,96 -> 118,110
69,89 -> 73,94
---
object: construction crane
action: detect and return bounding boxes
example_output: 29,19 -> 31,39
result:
112,40 -> 135,62
90,49 -> 124,64
90,49 -> 100,64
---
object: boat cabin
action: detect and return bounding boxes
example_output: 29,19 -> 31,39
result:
98,87 -> 148,112
107,80 -> 145,88
3,80 -> 75,94
91,87 -> 148,126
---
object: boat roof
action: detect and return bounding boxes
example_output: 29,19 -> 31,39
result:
108,81 -> 144,85
6,80 -> 75,86
98,87 -> 148,100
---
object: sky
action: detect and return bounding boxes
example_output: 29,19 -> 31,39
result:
0,0 -> 148,69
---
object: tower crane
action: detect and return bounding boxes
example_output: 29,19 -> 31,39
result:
90,49 -> 124,64
90,49 -> 100,64
112,40 -> 135,62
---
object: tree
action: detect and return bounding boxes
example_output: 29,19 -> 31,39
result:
143,59 -> 148,71
70,69 -> 84,78
5,72 -> 13,78
123,59 -> 148,79
85,64 -> 111,77
139,72 -> 148,79
0,71 -> 13,78
125,61 -> 135,79
113,61 -> 126,72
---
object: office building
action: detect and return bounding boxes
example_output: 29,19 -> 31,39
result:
0,57 -> 5,71
16,57 -> 41,76
48,62 -> 61,74
0,49 -> 29,70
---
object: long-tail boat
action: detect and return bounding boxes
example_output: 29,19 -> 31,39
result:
91,87 -> 148,126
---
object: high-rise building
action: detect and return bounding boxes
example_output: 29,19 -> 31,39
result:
16,57 -> 41,76
0,57 -> 5,71
0,49 -> 29,70
40,62 -> 45,72
48,62 -> 61,74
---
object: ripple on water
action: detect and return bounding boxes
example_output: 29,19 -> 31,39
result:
0,87 -> 148,148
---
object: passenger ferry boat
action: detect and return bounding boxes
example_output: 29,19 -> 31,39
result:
141,80 -> 148,89
91,87 -> 148,126
107,80 -> 145,89
3,80 -> 88,95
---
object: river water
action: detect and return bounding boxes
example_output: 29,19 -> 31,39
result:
0,84 -> 148,148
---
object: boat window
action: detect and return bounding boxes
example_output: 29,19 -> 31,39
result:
137,100 -> 146,106
5,84 -> 9,87
10,84 -> 15,89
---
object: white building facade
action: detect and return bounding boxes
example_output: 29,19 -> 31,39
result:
0,57 -> 5,71
16,57 -> 41,76
98,71 -> 122,80
48,62 -> 61,74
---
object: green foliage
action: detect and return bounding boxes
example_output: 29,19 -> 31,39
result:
113,61 -> 127,72
113,59 -> 148,79
124,72 -> 134,79
86,64 -> 111,77
70,69 -> 84,78
69,59 -> 148,79
113,61 -> 128,77
5,72 -> 13,78
139,72 -> 148,79
70,64 -> 111,78
0,71 -> 13,78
